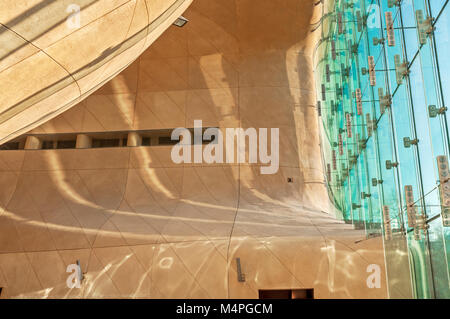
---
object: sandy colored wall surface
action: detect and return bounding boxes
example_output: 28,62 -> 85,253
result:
0,0 -> 193,145
0,0 -> 389,298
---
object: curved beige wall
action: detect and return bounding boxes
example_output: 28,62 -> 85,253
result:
0,0 -> 193,145
0,0 -> 388,298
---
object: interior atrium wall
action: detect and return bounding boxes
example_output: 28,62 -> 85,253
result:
0,0 -> 389,298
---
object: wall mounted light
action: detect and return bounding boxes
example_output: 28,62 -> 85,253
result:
236,258 -> 245,282
173,16 -> 189,27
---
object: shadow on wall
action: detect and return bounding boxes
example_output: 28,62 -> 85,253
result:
0,0 -> 387,299
0,1 -> 101,61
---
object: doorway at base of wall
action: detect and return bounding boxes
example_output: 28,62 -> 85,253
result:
259,289 -> 314,299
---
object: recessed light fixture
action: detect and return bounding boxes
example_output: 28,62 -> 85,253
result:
173,16 -> 189,27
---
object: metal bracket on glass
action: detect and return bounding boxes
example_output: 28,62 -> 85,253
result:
332,150 -> 337,170
356,11 -> 364,32
366,114 -> 377,137
372,119 -> 378,131
378,88 -> 392,114
412,227 -> 421,240
362,67 -> 392,76
385,160 -> 398,170
388,0 -> 401,8
336,83 -> 342,98
386,12 -> 396,47
326,64 -> 330,83
361,192 -> 371,199
326,64 -> 332,82
352,203 -> 361,210
416,10 -> 435,45
442,208 -> 450,227
394,55 -> 409,85
359,138 -> 366,150
330,100 -> 337,114
337,12 -> 344,34
428,105 -> 447,118
372,178 -> 383,186
338,134 -> 344,155
404,185 -> 418,229
416,214 -> 429,232
349,155 -> 358,166
355,88 -> 362,115
436,155 -> 450,227
347,150 -> 357,166
341,63 -> 350,78
344,2 -> 354,9
366,114 -> 373,137
372,37 -> 385,46
403,137 -> 419,148
331,40 -> 336,60
368,56 -> 376,86
346,113 -> 352,138
382,206 -> 393,240
348,40 -> 358,55
317,101 -> 321,116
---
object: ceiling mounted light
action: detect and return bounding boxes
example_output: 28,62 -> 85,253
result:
173,16 -> 189,27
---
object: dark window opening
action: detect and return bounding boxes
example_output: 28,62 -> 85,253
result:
42,141 -> 55,149
0,127 -> 221,151
292,289 -> 314,299
0,287 -> 2,296
158,136 -> 179,146
259,290 -> 291,299
92,138 -> 121,148
259,289 -> 314,299
142,137 -> 151,146
0,142 -> 20,150
57,140 -> 76,149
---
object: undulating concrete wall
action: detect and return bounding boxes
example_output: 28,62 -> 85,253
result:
0,0 -> 388,298
0,0 -> 193,144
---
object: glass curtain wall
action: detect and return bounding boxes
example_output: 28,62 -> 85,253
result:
314,0 -> 450,298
